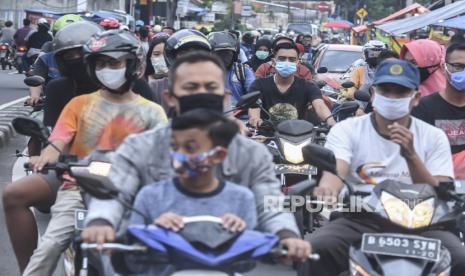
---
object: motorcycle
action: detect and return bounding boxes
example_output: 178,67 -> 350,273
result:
69,170 -> 320,276
316,67 -> 356,105
0,42 -> 12,70
302,143 -> 465,276
12,45 -> 27,73
12,116 -> 113,276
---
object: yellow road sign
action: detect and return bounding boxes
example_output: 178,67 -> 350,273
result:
357,8 -> 368,18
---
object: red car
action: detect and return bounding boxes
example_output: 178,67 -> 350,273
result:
313,44 -> 363,98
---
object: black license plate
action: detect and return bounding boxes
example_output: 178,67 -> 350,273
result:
74,209 -> 87,230
275,164 -> 317,175
362,233 -> 441,262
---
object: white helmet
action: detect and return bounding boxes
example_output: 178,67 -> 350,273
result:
363,40 -> 387,60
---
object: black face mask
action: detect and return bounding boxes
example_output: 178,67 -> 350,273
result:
366,57 -> 378,68
62,58 -> 88,81
177,93 -> 224,114
418,65 -> 439,83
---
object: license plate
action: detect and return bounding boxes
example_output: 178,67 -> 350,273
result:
275,164 -> 317,175
74,209 -> 87,230
361,233 -> 441,262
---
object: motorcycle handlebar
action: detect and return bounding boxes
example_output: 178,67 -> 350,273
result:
79,242 -> 320,261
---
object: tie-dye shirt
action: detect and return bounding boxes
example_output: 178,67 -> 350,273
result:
49,91 -> 167,157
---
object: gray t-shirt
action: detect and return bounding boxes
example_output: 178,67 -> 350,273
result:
130,178 -> 257,229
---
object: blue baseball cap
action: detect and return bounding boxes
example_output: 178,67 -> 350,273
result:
373,59 -> 420,90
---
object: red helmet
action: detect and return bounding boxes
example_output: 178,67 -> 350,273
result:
99,17 -> 120,30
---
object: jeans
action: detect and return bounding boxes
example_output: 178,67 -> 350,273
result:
306,213 -> 465,276
23,188 -> 84,276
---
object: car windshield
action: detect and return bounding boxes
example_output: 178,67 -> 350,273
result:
320,50 -> 362,73
287,24 -> 312,34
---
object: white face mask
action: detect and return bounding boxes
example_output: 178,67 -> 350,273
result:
151,56 -> 168,75
95,67 -> 127,90
372,92 -> 414,120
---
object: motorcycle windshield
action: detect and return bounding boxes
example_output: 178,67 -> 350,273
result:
128,225 -> 279,266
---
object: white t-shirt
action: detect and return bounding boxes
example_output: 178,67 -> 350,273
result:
325,114 -> 454,193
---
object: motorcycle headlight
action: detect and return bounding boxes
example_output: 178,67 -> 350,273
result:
280,139 -> 311,164
380,191 -> 434,229
87,161 -> 112,176
349,259 -> 370,276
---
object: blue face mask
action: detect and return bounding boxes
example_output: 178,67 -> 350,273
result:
170,149 -> 217,178
255,50 -> 269,60
447,69 -> 465,92
275,61 -> 297,78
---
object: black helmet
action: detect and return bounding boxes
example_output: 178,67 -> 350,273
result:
83,29 -> 145,90
164,29 -> 211,66
208,31 -> 239,63
242,31 -> 255,44
54,21 -> 102,76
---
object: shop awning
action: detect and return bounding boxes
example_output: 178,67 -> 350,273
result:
352,3 -> 428,33
378,0 -> 465,35
432,14 -> 465,29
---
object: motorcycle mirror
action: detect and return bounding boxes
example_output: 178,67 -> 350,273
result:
236,91 -> 261,109
12,116 -> 49,141
317,67 -> 328,74
336,101 -> 360,114
24,75 -> 45,87
341,81 -> 355,89
302,144 -> 337,175
287,179 -> 317,196
71,171 -> 119,200
316,80 -> 327,89
354,90 -> 371,102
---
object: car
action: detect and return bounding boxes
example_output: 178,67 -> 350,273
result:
313,44 -> 363,97
286,23 -> 319,37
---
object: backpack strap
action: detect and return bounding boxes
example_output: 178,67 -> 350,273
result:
234,62 -> 247,93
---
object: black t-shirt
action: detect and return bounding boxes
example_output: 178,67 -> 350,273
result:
250,76 -> 322,120
412,92 -> 465,154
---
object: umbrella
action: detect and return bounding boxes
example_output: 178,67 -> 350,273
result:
323,21 -> 353,29
432,15 -> 465,30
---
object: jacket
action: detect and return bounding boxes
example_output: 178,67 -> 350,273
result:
85,125 -> 300,237
400,39 -> 446,97
226,63 -> 255,105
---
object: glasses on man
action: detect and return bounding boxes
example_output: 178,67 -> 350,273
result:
446,62 -> 465,73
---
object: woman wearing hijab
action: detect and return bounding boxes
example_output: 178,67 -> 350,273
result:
144,33 -> 169,80
245,38 -> 272,72
400,39 -> 446,96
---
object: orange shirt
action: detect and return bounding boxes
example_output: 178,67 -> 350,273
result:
49,91 -> 167,157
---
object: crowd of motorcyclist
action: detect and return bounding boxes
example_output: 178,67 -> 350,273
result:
0,12 -> 464,276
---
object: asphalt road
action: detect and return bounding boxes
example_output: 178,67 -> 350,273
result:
0,69 -> 28,104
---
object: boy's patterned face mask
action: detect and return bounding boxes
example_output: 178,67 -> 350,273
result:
171,148 -> 218,178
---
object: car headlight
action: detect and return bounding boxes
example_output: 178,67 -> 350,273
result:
349,259 -> 370,276
87,161 -> 112,176
381,191 -> 434,229
280,139 -> 311,164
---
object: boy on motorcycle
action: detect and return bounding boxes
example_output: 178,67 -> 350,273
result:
307,60 -> 465,275
131,108 -> 255,231
82,51 -> 311,262
10,30 -> 168,275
